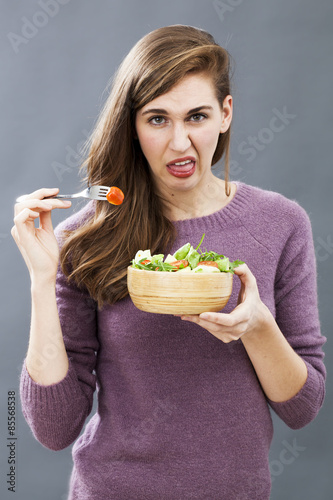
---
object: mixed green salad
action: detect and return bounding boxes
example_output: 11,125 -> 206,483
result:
131,234 -> 244,274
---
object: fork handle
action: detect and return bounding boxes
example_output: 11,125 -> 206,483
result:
16,193 -> 82,202
45,194 -> 80,199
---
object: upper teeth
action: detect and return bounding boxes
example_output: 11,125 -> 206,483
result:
174,160 -> 192,166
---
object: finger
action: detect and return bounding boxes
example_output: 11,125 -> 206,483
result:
181,312 -> 230,326
198,307 -> 250,327
203,316 -> 248,336
14,207 -> 40,225
13,208 -> 41,242
181,314 -> 248,339
180,315 -> 221,332
39,209 -> 53,232
198,311 -> 241,327
16,187 -> 60,203
11,225 -> 19,244
181,312 -> 243,330
14,199 -> 71,216
180,314 -> 199,323
11,224 -> 33,271
218,334 -> 242,344
38,200 -> 71,230
237,280 -> 246,304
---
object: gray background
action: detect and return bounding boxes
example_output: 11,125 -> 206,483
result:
1,1 -> 332,499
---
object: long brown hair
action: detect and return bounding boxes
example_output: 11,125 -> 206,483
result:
60,25 -> 234,308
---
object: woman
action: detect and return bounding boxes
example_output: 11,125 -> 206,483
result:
12,25 -> 326,499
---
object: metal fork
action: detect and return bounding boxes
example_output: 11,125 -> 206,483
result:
16,186 -> 110,203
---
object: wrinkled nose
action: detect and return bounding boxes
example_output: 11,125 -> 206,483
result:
168,124 -> 191,152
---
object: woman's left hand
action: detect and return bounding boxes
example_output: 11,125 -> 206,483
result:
180,264 -> 272,343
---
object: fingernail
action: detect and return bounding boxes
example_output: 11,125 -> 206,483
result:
63,201 -> 71,206
200,313 -> 209,320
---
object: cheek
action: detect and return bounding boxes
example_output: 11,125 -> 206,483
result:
193,126 -> 221,153
138,133 -> 164,160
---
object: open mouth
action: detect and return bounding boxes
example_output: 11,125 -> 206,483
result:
166,157 -> 196,178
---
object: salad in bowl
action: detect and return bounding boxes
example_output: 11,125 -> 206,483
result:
131,233 -> 244,274
127,234 -> 244,315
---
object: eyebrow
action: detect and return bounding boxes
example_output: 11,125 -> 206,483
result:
141,105 -> 214,116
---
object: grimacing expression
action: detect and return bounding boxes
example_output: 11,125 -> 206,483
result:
135,72 -> 232,196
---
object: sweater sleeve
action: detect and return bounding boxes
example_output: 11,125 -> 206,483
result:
267,203 -> 326,429
20,215 -> 99,451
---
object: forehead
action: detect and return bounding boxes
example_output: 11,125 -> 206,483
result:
140,73 -> 218,113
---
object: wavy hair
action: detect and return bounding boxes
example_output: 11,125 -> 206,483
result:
60,25 -> 234,308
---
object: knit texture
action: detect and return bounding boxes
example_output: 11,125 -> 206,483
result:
20,182 -> 326,499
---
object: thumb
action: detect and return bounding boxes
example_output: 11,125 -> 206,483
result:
233,263 -> 257,291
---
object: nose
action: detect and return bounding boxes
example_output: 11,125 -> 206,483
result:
168,123 -> 191,152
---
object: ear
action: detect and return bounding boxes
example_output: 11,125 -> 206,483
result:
220,95 -> 233,133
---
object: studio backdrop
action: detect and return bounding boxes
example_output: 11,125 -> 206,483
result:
1,1 -> 332,499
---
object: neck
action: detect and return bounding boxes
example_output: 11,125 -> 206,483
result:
158,176 -> 235,221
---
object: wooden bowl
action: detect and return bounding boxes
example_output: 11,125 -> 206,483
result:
127,266 -> 233,315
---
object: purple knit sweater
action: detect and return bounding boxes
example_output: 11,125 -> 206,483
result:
20,182 -> 326,499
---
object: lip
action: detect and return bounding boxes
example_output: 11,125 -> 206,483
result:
166,158 -> 196,178
167,156 -> 196,166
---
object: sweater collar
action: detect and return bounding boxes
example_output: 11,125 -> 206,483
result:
173,181 -> 252,230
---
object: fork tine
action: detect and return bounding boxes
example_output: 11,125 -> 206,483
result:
98,186 -> 110,196
87,185 -> 109,200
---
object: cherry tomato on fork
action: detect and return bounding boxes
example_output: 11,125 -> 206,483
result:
106,186 -> 124,205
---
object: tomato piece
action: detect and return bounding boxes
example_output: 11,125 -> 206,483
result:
106,186 -> 124,205
140,259 -> 151,265
197,261 -> 219,268
170,260 -> 189,270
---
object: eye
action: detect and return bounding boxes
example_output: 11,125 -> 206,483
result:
148,116 -> 166,125
190,113 -> 207,122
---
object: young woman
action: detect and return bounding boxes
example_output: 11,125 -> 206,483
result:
12,25 -> 326,499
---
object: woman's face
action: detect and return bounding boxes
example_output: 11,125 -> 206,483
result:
135,72 -> 232,197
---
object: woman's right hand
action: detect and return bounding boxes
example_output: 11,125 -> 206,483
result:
11,188 -> 72,283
